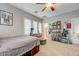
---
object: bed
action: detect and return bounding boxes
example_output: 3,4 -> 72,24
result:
0,35 -> 40,56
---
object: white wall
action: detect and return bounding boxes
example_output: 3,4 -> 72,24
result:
71,17 -> 79,44
43,9 -> 79,44
42,23 -> 49,40
0,3 -> 42,38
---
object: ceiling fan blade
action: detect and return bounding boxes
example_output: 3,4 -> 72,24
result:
50,6 -> 55,11
41,7 -> 47,12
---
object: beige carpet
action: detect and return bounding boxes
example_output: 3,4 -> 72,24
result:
35,40 -> 79,56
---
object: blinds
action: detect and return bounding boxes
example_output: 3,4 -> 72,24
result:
33,21 -> 38,34
24,18 -> 31,35
38,22 -> 42,33
24,18 -> 42,35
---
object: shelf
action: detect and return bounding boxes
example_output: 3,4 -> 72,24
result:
51,21 -> 62,41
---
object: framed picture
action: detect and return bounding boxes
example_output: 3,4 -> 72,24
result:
0,10 -> 13,26
66,23 -> 71,29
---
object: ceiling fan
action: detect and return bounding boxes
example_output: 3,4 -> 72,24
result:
36,3 -> 56,12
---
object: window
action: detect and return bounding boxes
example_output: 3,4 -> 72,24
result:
24,18 -> 42,35
24,18 -> 31,35
33,21 -> 38,34
38,22 -> 42,33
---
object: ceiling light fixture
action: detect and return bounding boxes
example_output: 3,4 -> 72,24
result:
36,3 -> 56,12
46,3 -> 52,8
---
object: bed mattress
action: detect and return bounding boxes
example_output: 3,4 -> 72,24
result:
0,35 -> 40,56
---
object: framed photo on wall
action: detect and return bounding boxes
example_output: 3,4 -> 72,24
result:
0,10 -> 13,26
66,23 -> 71,29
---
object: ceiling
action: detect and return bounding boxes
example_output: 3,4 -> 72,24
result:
9,3 -> 79,20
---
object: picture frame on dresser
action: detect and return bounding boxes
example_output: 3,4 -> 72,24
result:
0,10 -> 13,26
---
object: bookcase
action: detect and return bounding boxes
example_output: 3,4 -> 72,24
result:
51,21 -> 62,42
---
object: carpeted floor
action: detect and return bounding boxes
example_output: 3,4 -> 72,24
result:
35,40 -> 79,56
